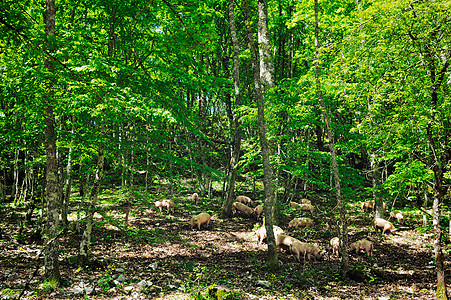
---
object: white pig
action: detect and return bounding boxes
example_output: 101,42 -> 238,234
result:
390,210 -> 404,224
236,195 -> 253,205
373,218 -> 397,235
349,239 -> 373,256
330,237 -> 340,256
276,234 -> 299,249
154,199 -> 175,214
191,193 -> 199,205
255,225 -> 285,246
290,241 -> 322,262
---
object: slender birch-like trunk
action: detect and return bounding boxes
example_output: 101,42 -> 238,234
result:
314,0 -> 348,278
78,149 -> 105,266
222,0 -> 243,218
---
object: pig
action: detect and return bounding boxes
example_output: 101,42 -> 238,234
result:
288,217 -> 314,229
162,199 -> 175,213
349,239 -> 373,256
361,200 -> 374,212
253,205 -> 263,220
289,202 -> 314,213
362,200 -> 386,213
154,199 -> 175,213
373,218 -> 397,235
290,241 -> 322,262
255,225 -> 285,246
390,210 -> 404,224
276,234 -> 299,249
154,200 -> 164,212
188,213 -> 211,230
330,237 -> 340,256
298,198 -> 312,205
232,201 -> 254,216
299,203 -> 314,213
191,193 -> 199,205
236,195 -> 253,205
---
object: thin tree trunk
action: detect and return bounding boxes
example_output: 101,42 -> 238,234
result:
427,123 -> 449,300
78,149 -> 105,266
371,153 -> 384,218
61,123 -> 74,227
423,189 -> 428,226
314,0 -> 348,278
43,0 -> 60,283
243,0 -> 279,270
222,0 -> 243,219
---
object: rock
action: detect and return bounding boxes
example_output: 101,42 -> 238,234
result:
137,280 -> 152,289
124,285 -> 134,293
256,280 -> 271,288
149,262 -> 158,271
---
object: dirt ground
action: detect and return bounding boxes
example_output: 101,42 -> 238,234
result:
0,197 -> 446,299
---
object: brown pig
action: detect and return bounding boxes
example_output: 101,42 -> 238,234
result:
349,239 -> 373,256
191,193 -> 199,205
373,218 -> 397,235
330,237 -> 340,256
289,202 -> 314,213
300,198 -> 312,205
361,200 -> 374,212
288,217 -> 314,229
253,205 -> 263,220
390,210 -> 404,224
188,213 -> 211,230
236,195 -> 253,205
290,241 -> 322,262
255,225 -> 285,246
232,202 -> 254,216
297,198 -> 312,205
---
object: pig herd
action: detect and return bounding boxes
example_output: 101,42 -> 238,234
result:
154,194 -> 405,263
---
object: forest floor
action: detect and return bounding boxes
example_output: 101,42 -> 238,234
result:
0,188 -> 447,299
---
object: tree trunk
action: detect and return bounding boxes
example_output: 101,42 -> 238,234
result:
371,153 -> 384,219
43,0 -> 60,284
244,0 -> 279,270
61,123 -> 74,227
78,149 -> 105,266
222,0 -> 243,219
428,123 -> 449,300
314,0 -> 348,279
423,189 -> 428,226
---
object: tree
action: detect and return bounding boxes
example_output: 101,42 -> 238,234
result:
242,0 -> 279,270
346,1 -> 451,297
43,0 -> 61,284
222,0 -> 243,218
313,0 -> 348,279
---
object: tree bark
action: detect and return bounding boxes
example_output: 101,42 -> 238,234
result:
243,0 -> 279,270
43,0 -> 61,283
61,122 -> 74,227
314,0 -> 348,278
222,0 -> 243,219
371,153 -> 384,219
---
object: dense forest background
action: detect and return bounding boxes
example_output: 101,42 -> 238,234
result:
0,0 -> 450,299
